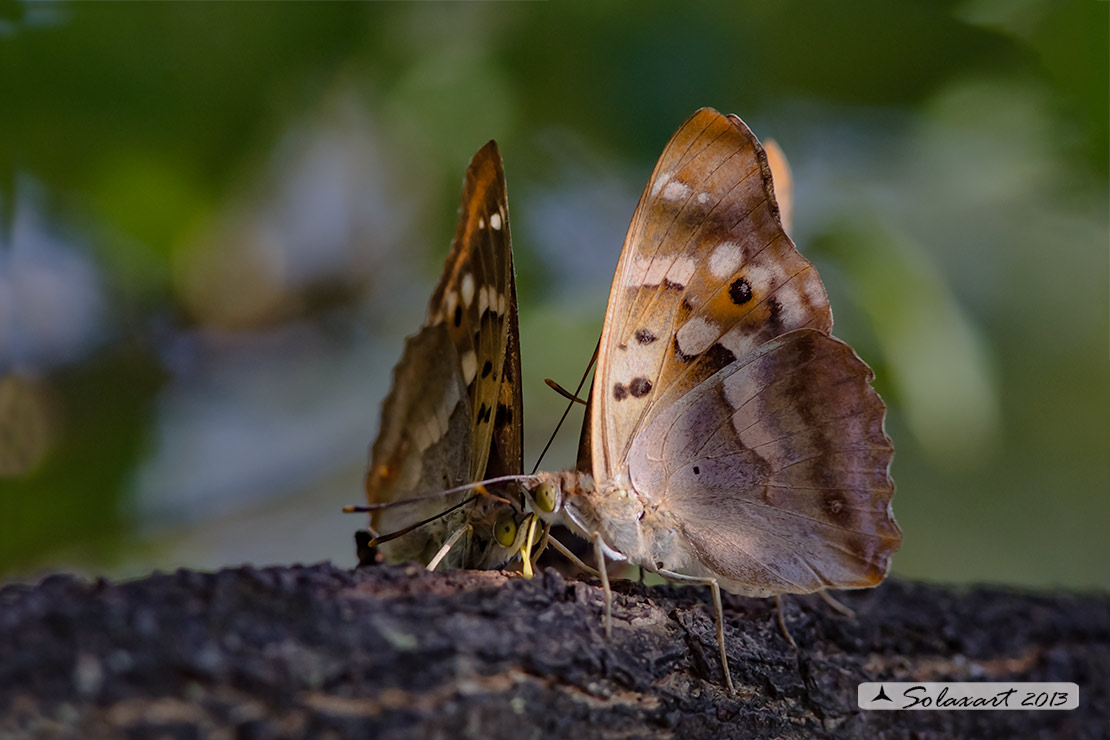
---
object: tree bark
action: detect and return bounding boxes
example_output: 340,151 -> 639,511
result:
1,562 -> 1106,739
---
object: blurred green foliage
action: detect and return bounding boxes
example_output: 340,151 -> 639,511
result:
0,1 -> 1106,589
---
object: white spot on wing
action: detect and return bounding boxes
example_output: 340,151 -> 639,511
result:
460,350 -> 477,384
629,255 -> 697,288
412,422 -> 432,452
697,192 -> 711,205
445,291 -> 458,321
432,381 -> 459,440
662,180 -> 690,201
666,256 -> 696,287
490,212 -> 502,230
461,273 -> 475,308
645,258 -> 669,286
413,379 -> 461,451
675,316 -> 719,357
718,326 -> 750,360
626,256 -> 650,287
651,172 -> 671,197
613,327 -> 661,382
478,217 -> 486,229
709,242 -> 743,279
744,263 -> 781,294
478,285 -> 490,315
722,367 -> 758,419
803,269 -> 827,313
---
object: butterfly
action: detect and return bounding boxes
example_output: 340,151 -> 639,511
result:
361,140 -> 528,571
524,108 -> 901,693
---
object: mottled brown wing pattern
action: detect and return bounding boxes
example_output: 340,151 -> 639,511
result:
364,324 -> 473,563
627,329 -> 898,595
592,109 -> 832,474
365,141 -> 524,568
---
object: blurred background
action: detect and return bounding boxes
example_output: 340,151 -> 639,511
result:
0,1 -> 1106,590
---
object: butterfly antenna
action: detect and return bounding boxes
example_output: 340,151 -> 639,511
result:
532,338 -> 599,474
360,494 -> 481,548
342,474 -> 534,514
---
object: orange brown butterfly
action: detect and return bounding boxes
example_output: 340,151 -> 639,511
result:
522,108 -> 901,693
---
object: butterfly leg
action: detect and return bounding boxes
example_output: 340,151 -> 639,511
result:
546,535 -> 602,578
774,595 -> 799,649
818,589 -> 856,618
657,569 -> 735,694
426,524 -> 471,572
519,515 -> 539,579
592,532 -> 613,640
528,521 -> 553,570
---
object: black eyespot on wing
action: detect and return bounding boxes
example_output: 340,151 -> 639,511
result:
662,279 -> 684,291
481,360 -> 493,379
454,305 -> 463,327
635,329 -> 657,345
613,383 -> 629,401
495,402 -> 512,426
729,277 -> 753,305
628,377 -> 652,398
478,402 -> 492,424
693,465 -> 700,475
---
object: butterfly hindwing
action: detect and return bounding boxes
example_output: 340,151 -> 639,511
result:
365,323 -> 473,563
625,328 -> 898,595
591,109 -> 832,474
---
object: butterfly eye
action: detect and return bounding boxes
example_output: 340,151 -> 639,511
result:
534,481 -> 558,513
494,515 -> 518,547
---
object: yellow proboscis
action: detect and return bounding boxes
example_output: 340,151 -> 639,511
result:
519,514 -> 538,579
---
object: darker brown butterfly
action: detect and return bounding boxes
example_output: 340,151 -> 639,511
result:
359,141 -> 529,570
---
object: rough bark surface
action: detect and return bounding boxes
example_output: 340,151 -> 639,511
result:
0,562 -> 1106,739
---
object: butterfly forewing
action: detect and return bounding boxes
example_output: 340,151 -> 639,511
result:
485,266 -> 524,482
592,109 -> 832,474
427,142 -> 515,485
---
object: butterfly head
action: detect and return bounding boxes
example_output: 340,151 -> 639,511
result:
530,478 -> 562,517
452,483 -> 535,572
458,490 -> 531,569
522,470 -> 596,533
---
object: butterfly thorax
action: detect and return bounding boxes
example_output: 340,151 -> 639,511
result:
537,469 -> 694,574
